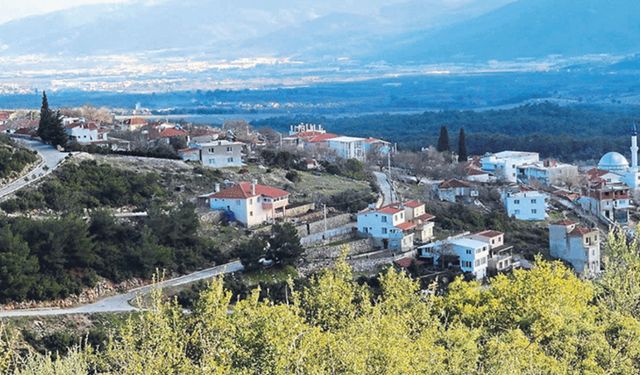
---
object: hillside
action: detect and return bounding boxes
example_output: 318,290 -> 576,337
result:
378,0 -> 640,63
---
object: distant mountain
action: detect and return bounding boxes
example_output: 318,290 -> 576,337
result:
0,0 -> 511,59
377,0 -> 640,63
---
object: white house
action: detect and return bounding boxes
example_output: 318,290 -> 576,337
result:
481,151 -> 540,183
192,140 -> 245,168
436,179 -> 479,203
357,204 -> 415,251
517,160 -> 579,186
468,230 -> 513,275
418,234 -> 489,279
65,122 -> 105,144
549,220 -> 600,278
502,189 -> 547,221
208,181 -> 289,227
327,136 -> 367,161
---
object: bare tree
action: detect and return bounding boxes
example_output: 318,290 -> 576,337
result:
393,147 -> 459,184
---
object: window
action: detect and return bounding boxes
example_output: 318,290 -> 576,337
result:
249,211 -> 253,216
381,216 -> 387,223
531,199 -> 537,204
531,209 -> 537,214
209,148 -> 215,153
227,157 -> 234,163
208,159 -> 216,165
382,228 -> 388,234
226,146 -> 233,152
466,249 -> 472,255
514,209 -> 520,215
491,239 -> 495,244
514,199 -> 520,204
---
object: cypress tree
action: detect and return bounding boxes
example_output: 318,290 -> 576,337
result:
458,128 -> 468,162
48,111 -> 68,148
437,126 -> 450,152
37,91 -> 52,142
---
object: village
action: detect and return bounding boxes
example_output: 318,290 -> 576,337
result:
0,106 -> 635,294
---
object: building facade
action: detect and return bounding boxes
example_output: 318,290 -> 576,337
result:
480,151 -> 540,183
549,220 -> 600,277
208,181 -> 289,227
502,190 -> 547,221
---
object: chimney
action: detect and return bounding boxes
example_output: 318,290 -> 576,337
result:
214,183 -> 220,193
251,179 -> 257,195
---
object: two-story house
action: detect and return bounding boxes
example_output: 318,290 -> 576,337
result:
549,220 -> 600,278
357,204 -> 414,251
208,181 -> 289,227
179,140 -> 245,168
418,233 -> 490,280
467,230 -> 513,275
436,179 -> 479,203
502,189 -> 547,221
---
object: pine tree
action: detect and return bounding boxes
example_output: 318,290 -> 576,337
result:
437,126 -> 450,152
458,127 -> 468,162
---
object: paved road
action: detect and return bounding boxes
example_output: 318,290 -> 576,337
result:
0,137 -> 68,199
373,171 -> 395,207
0,261 -> 244,318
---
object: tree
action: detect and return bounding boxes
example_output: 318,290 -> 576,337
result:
37,92 -> 67,148
458,128 -> 468,162
0,227 -> 39,302
437,125 -> 450,152
268,223 -> 304,266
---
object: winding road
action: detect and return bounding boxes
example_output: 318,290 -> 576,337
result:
0,137 -> 69,199
373,171 -> 395,207
0,261 -> 244,318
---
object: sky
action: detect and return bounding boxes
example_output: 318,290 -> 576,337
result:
0,0 -> 131,24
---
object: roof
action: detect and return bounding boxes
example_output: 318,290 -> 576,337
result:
474,230 -> 504,238
552,219 -> 577,226
394,257 -> 425,269
125,117 -> 147,126
65,122 -> 98,130
414,213 -> 435,221
586,168 -> 612,178
158,128 -> 189,138
598,152 -> 629,171
306,133 -> 338,143
210,182 -> 289,200
178,147 -> 200,153
569,226 -> 596,236
404,200 -> 423,208
439,179 -> 472,189
466,168 -> 488,176
450,237 -> 488,249
328,136 -> 366,143
396,222 -> 417,231
378,205 -> 404,215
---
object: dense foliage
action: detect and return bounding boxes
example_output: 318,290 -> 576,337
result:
0,136 -> 38,180
234,223 -> 304,271
253,102 -> 637,161
2,231 -> 640,373
36,92 -> 67,148
0,203 -> 226,303
1,160 -> 164,213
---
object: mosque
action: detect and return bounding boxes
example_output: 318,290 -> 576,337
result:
597,125 -> 640,190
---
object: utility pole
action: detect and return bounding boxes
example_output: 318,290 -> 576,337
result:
323,204 -> 328,233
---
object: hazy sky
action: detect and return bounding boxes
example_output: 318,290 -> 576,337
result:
0,0 -> 131,24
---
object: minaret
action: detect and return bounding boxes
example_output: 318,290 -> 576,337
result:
632,123 -> 639,171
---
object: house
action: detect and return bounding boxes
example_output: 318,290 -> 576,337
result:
402,200 -> 436,243
418,234 -> 489,279
357,204 -> 415,251
578,183 -> 631,225
65,122 -> 100,144
121,117 -> 148,131
436,179 -> 479,203
192,140 -> 245,168
178,148 -> 200,162
517,159 -> 579,186
585,168 -> 622,185
207,181 -> 289,227
149,126 -> 190,145
549,220 -> 600,277
327,136 -> 367,161
480,151 -> 540,183
468,230 -> 514,275
465,168 -> 493,183
502,189 -> 547,221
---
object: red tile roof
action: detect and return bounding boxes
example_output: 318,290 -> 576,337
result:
377,205 -> 404,215
439,179 -> 472,189
65,122 -> 98,130
125,117 -> 147,126
394,257 -> 425,269
414,213 -> 435,221
306,133 -> 338,143
210,182 -> 289,200
158,128 -> 189,138
475,230 -> 504,238
396,222 -> 417,231
569,227 -> 595,236
466,168 -> 488,176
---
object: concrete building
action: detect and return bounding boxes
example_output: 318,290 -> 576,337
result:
502,189 -> 547,221
65,122 -> 106,144
418,233 -> 489,280
197,140 -> 244,168
357,204 -> 415,251
208,181 -> 289,227
578,183 -> 631,225
517,160 -> 579,186
436,179 -> 479,203
480,151 -> 540,183
468,230 -> 513,275
549,220 -> 600,277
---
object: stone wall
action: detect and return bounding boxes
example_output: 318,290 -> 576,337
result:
295,213 -> 353,237
286,202 -> 316,217
304,238 -> 375,261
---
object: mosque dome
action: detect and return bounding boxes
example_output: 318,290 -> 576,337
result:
598,152 -> 629,172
